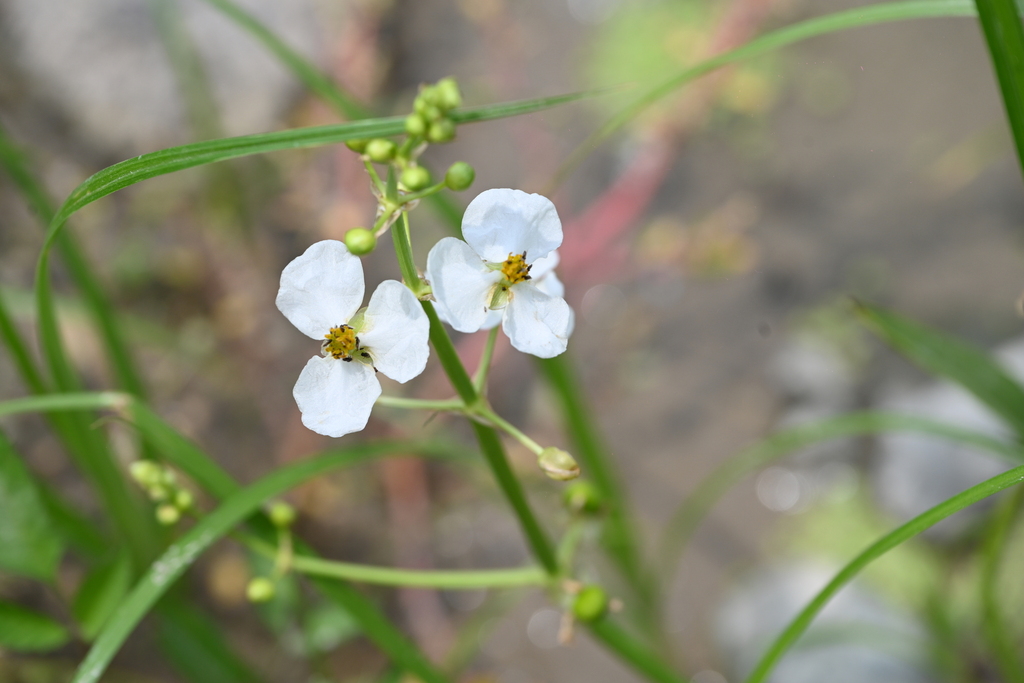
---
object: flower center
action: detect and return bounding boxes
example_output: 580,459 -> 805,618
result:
323,325 -> 360,360
500,252 -> 532,285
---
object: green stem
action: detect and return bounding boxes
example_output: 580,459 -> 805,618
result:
397,181 -> 448,205
376,396 -> 464,411
586,619 -> 688,683
980,485 -> 1024,683
474,327 -> 499,394
0,391 -> 128,418
364,158 -> 386,193
391,213 -> 425,297
246,535 -> 546,588
472,406 -> 544,455
744,465 -> 1024,683
0,291 -> 47,395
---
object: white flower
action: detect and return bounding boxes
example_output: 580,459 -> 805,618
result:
426,188 -> 574,358
277,240 -> 429,437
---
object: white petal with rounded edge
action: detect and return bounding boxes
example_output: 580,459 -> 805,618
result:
502,283 -> 572,358
479,308 -> 503,330
529,250 -> 560,281
462,189 -> 562,264
426,237 -> 502,333
293,355 -> 381,437
358,280 -> 430,383
277,240 -> 365,339
534,268 -> 565,300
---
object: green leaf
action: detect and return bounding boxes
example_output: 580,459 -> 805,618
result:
71,441 -> 456,683
744,465 -> 1024,683
0,433 -> 63,581
856,302 -> 1024,439
156,600 -> 264,683
974,0 -> 1024,177
72,551 -> 133,640
303,601 -> 360,654
0,600 -> 70,652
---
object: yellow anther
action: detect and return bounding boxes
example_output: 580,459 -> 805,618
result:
323,325 -> 359,360
500,252 -> 531,285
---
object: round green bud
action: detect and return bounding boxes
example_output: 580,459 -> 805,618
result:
426,119 -> 456,143
405,113 -> 427,137
400,166 -> 432,191
155,504 -> 181,526
563,480 -> 603,514
365,138 -> 396,163
246,577 -> 275,603
418,84 -> 441,107
421,104 -> 443,123
444,162 -> 475,191
436,77 -> 462,110
129,460 -> 162,487
345,138 -> 369,153
537,447 -> 580,481
269,501 -> 297,528
174,489 -> 194,510
344,228 -> 377,256
572,585 -> 609,622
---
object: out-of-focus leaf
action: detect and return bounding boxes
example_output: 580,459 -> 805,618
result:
0,600 -> 70,652
0,433 -> 63,580
156,600 -> 264,683
72,551 -> 132,640
857,302 -> 1024,439
974,0 -> 1024,177
303,601 -> 360,653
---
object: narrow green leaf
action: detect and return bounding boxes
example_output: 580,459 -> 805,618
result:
0,432 -> 63,581
660,411 -> 1024,579
156,600 -> 264,683
70,442 -> 456,683
37,483 -> 108,559
744,465 -> 1024,683
72,551 -> 133,641
586,618 -> 687,683
979,486 -> 1024,682
0,287 -> 46,395
198,0 -> 370,120
975,0 -> 1024,177
0,600 -> 70,652
856,302 -> 1024,439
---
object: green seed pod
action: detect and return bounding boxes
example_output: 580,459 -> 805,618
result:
269,501 -> 297,528
444,162 -> 475,191
155,504 -> 181,526
563,480 -> 603,514
405,113 -> 428,137
344,228 -> 376,256
436,77 -> 462,110
246,577 -> 275,603
129,460 -> 163,487
421,104 -> 443,123
537,447 -> 580,481
345,138 -> 369,153
174,489 -> 194,510
572,585 -> 609,622
426,119 -> 456,143
365,138 -> 396,163
400,166 -> 432,191
418,84 -> 441,107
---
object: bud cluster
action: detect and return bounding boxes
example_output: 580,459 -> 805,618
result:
129,460 -> 194,525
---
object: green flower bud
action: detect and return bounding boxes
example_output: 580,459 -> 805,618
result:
418,84 -> 441,108
344,228 -> 377,256
269,501 -> 297,528
436,77 -> 462,110
421,104 -> 443,123
426,119 -> 456,143
345,138 -> 369,153
444,162 -> 475,191
129,460 -> 163,487
405,113 -> 427,137
246,577 -> 275,603
563,480 -> 603,514
572,585 -> 608,622
400,166 -> 432,191
174,489 -> 194,510
155,504 -> 181,526
537,447 -> 580,481
365,138 -> 396,163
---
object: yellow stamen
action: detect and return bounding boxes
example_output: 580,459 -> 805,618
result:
323,325 -> 359,360
500,252 -> 531,285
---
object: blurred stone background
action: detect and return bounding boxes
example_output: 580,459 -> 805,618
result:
0,0 -> 1022,681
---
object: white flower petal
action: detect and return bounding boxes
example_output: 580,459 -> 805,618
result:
480,308 -> 504,330
502,283 -> 572,358
462,189 -> 562,264
277,240 -> 365,339
426,237 -> 502,333
358,280 -> 430,383
534,268 -> 565,300
529,250 -> 560,281
293,355 -> 381,437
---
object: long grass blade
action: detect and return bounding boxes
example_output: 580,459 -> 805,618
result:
974,0 -> 1024,176
744,465 -> 1024,683
979,486 -> 1024,682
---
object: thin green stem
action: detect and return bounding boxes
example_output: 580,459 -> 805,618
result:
980,485 -> 1024,683
376,396 -> 464,411
586,619 -> 688,683
744,465 -> 1024,683
0,392 -> 129,418
474,327 -> 499,394
245,535 -> 547,588
472,406 -> 544,455
392,213 -> 425,297
397,181 -> 448,205
421,301 -> 477,403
